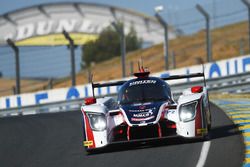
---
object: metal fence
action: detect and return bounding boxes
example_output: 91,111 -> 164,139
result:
0,45 -> 83,96
1,71 -> 250,118
159,0 -> 249,69
0,0 -> 250,96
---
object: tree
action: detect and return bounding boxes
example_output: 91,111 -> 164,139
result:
126,26 -> 142,51
82,24 -> 142,67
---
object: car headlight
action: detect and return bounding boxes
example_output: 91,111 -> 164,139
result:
179,101 -> 197,122
87,113 -> 107,131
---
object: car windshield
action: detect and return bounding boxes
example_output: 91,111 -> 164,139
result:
118,79 -> 171,104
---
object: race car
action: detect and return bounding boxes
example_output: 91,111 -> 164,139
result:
81,67 -> 211,153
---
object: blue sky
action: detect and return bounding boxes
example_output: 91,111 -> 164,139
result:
0,0 -> 210,16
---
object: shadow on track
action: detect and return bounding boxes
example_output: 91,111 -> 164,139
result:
86,137 -> 184,156
86,124 -> 241,156
209,124 -> 241,140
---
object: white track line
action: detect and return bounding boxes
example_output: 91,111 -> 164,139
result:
196,141 -> 211,167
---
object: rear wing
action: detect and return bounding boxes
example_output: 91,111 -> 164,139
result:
161,73 -> 204,81
91,72 -> 206,97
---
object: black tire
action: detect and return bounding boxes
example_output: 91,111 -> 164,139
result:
202,131 -> 211,141
207,118 -> 212,131
85,147 -> 96,155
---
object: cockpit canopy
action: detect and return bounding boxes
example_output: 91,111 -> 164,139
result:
118,77 -> 172,105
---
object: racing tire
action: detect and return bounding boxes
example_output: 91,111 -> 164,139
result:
207,122 -> 211,131
202,131 -> 211,141
207,114 -> 212,131
85,147 -> 96,155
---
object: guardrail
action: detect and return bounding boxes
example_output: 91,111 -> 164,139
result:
1,71 -> 250,117
171,71 -> 250,94
0,97 -> 85,118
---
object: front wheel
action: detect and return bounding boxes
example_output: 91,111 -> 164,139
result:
85,148 -> 95,154
202,131 -> 211,141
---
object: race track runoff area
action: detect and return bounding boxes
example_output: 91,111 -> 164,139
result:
212,97 -> 250,167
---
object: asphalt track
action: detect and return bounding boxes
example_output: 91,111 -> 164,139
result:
0,103 -> 244,167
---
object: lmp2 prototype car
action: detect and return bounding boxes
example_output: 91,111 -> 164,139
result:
81,68 -> 211,152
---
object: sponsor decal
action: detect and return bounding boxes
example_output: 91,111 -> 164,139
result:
83,140 -> 93,147
131,110 -> 155,122
131,116 -> 155,122
129,80 -> 156,86
132,102 -> 152,106
133,110 -> 153,118
129,107 -> 156,113
197,128 -> 208,135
